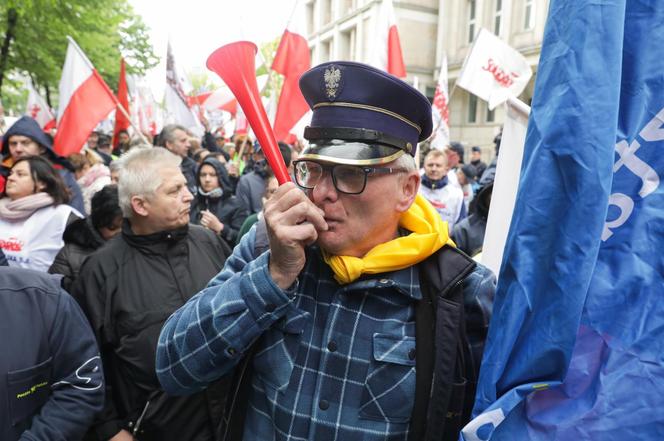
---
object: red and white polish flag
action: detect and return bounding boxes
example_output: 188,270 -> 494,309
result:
272,1 -> 311,141
370,0 -> 407,78
430,54 -> 451,150
53,37 -> 116,157
26,85 -> 56,131
188,87 -> 238,115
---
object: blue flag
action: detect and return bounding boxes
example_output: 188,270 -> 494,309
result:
462,1 -> 664,440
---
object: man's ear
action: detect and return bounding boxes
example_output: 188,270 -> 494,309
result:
395,171 -> 420,213
130,195 -> 149,218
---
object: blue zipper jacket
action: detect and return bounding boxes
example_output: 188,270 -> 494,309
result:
0,267 -> 104,440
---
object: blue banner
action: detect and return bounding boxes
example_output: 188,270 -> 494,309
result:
462,1 -> 664,440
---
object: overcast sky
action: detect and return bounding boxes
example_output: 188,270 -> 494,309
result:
129,0 -> 298,97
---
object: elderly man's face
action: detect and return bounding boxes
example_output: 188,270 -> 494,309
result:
308,159 -> 416,258
8,135 -> 43,160
142,166 -> 193,230
166,129 -> 191,158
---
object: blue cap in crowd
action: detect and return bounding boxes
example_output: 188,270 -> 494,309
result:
298,61 -> 432,165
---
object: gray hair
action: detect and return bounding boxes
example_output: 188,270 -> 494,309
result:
392,152 -> 417,171
117,147 -> 182,218
159,124 -> 187,147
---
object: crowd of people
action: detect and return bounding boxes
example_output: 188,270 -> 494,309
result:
0,60 -> 499,441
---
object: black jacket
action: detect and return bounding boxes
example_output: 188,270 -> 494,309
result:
72,222 -> 231,441
48,217 -> 106,292
181,156 -> 198,195
0,267 -> 104,441
190,157 -> 249,246
452,182 -> 493,257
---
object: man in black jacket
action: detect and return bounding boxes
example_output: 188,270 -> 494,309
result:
73,147 -> 231,441
0,267 -> 104,440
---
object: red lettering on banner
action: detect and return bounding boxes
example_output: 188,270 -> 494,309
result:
482,58 -> 520,88
0,237 -> 23,252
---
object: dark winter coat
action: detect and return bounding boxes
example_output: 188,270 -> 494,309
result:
235,170 -> 267,214
452,182 -> 493,256
48,217 -> 106,292
190,157 -> 249,246
71,221 -> 231,441
181,155 -> 198,194
1,116 -> 85,214
0,267 -> 104,441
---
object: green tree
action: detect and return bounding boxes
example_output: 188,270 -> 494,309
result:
0,0 -> 158,112
258,37 -> 284,99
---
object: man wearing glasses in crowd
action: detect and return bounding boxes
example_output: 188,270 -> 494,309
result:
156,61 -> 495,441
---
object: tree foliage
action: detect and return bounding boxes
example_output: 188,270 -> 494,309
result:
0,0 -> 158,112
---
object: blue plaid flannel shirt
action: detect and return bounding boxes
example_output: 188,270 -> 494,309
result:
157,228 -> 422,440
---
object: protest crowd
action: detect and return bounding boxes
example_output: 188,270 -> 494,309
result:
1,0 -> 663,440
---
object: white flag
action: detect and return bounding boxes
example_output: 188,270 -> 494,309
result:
480,97 -> 530,277
430,54 -> 450,150
165,42 -> 203,136
25,85 -> 55,129
457,28 -> 532,110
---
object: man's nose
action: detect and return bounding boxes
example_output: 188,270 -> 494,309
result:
311,171 -> 338,202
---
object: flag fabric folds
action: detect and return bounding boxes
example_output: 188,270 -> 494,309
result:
26,85 -> 55,130
369,0 -> 406,78
430,54 -> 450,150
53,37 -> 116,157
456,28 -> 532,110
165,42 -> 202,135
113,58 -> 130,147
272,0 -> 311,142
463,1 -> 664,440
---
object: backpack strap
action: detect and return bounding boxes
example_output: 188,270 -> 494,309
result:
409,245 -> 476,441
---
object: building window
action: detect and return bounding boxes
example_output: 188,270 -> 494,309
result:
468,0 -> 477,44
486,104 -> 495,122
320,39 -> 332,62
494,0 -> 503,36
339,27 -> 356,60
339,0 -> 354,17
321,0 -> 332,25
306,3 -> 314,35
524,0 -> 535,30
468,94 -> 478,123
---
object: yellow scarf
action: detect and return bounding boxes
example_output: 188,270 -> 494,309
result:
323,194 -> 455,284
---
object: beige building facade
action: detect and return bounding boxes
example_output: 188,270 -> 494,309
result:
439,0 -> 549,159
304,0 -> 550,160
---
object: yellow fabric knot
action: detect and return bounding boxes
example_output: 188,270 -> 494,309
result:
322,194 -> 455,284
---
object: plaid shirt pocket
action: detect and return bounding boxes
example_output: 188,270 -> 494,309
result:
359,333 -> 416,423
253,313 -> 307,392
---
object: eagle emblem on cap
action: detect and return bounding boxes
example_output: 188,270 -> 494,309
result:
324,65 -> 342,100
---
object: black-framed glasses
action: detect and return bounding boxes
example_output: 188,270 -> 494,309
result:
293,160 -> 407,195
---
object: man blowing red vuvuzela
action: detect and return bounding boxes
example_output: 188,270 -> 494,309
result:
156,60 -> 496,441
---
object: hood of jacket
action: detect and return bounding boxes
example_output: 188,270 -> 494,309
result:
196,157 -> 232,199
2,116 -> 54,156
1,116 -> 73,171
63,217 -> 106,249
